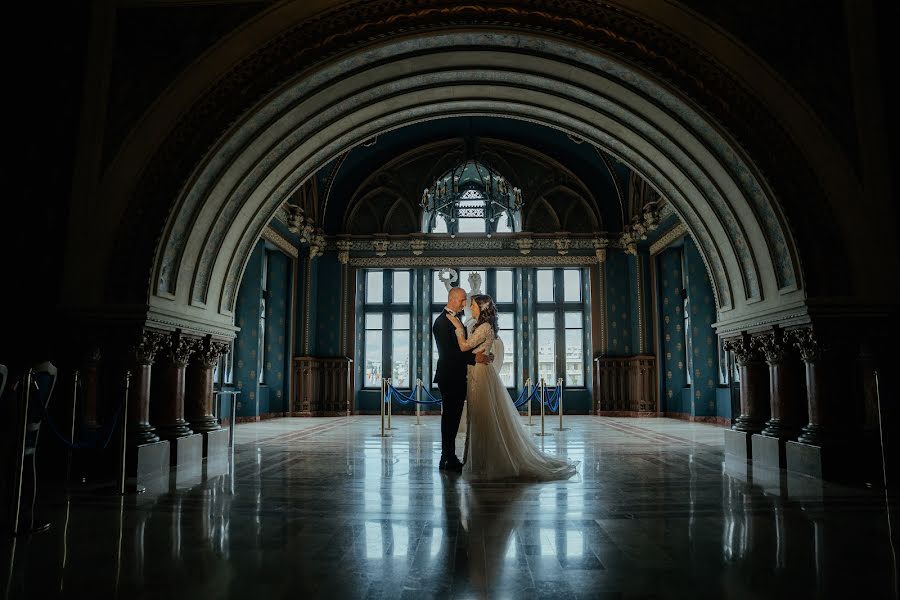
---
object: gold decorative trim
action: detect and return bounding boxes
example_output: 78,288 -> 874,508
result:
303,257 -> 313,354
649,222 -> 688,256
262,226 -> 299,258
598,261 -> 608,353
348,255 -> 596,267
636,255 -> 645,354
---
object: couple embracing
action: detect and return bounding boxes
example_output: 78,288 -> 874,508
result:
432,287 -> 577,481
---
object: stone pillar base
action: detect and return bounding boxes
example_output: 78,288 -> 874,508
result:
168,432 -> 203,468
127,440 -> 170,485
202,428 -> 230,460
751,433 -> 787,469
724,429 -> 753,461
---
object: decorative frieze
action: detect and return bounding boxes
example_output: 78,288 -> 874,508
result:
349,255 -> 597,268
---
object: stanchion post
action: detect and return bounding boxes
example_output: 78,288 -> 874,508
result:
387,378 -> 393,430
557,377 -> 566,431
415,379 -> 422,426
11,370 -> 33,536
536,378 -> 550,436
526,378 -> 533,426
116,372 -> 132,496
380,378 -> 385,437
66,371 -> 80,486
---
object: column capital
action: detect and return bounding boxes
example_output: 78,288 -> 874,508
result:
722,334 -> 763,366
753,330 -> 794,365
787,327 -> 824,363
160,330 -> 198,367
129,330 -> 167,366
190,335 -> 230,368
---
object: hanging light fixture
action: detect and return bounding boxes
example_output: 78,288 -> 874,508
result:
420,138 -> 523,238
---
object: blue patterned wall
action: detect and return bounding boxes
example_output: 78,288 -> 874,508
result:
684,238 -> 719,417
265,250 -> 291,413
234,242 -> 263,418
605,250 -> 631,356
657,247 -> 688,413
233,240 -> 294,418
314,253 -> 342,357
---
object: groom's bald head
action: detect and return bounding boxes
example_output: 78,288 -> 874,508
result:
447,287 -> 467,312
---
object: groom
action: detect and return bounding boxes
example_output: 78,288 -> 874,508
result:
433,286 -> 492,472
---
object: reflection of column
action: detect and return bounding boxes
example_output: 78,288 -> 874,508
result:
790,328 -> 827,445
128,330 -> 166,446
724,334 -> 770,433
186,336 -> 229,433
151,331 -> 196,440
757,330 -> 805,440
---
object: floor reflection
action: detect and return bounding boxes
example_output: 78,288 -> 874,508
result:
1,416 -> 898,599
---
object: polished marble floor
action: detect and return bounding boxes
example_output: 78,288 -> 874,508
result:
3,416 -> 899,599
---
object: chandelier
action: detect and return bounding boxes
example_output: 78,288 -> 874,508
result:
420,141 -> 523,237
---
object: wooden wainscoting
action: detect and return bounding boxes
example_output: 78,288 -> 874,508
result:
593,355 -> 659,416
292,356 -> 353,416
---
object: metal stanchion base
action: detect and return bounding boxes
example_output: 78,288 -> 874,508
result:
534,432 -> 553,436
556,428 -> 570,432
373,433 -> 393,438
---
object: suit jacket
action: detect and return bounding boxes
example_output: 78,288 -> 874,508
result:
432,309 -> 476,387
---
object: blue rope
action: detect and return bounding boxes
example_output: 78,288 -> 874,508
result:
36,385 -> 126,450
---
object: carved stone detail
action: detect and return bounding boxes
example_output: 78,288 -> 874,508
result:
788,327 -> 823,363
191,335 -> 230,368
372,238 -> 389,256
410,238 -> 426,256
336,239 -> 352,264
130,330 -> 166,366
553,237 -> 571,255
723,336 -> 763,367
754,331 -> 792,365
160,331 -> 197,367
515,237 -> 533,255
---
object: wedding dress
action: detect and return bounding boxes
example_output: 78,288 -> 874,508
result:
460,323 -> 577,482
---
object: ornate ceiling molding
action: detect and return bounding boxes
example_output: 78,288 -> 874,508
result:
650,222 -> 688,256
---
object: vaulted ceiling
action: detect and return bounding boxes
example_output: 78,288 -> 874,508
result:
315,116 -> 635,235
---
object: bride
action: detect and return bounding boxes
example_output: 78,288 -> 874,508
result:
447,295 -> 577,482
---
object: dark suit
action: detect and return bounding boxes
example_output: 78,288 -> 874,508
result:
433,309 -> 476,463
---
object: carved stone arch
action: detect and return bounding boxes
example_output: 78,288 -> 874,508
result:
382,197 -> 419,235
530,178 -> 601,230
526,198 -> 562,233
557,191 -> 601,233
77,0 -> 880,341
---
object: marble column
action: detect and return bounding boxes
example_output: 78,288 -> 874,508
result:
758,330 -> 805,440
151,331 -> 196,440
790,328 -> 828,445
724,334 -> 770,434
186,336 -> 229,433
127,330 -> 166,446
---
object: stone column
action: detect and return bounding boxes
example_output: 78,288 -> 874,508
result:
127,330 -> 166,446
790,328 -> 828,445
151,331 -> 196,440
186,336 -> 229,433
757,329 -> 805,440
724,334 -> 770,434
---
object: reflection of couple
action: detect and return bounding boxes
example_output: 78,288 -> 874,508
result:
432,286 -> 577,481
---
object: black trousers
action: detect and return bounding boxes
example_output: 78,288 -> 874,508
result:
437,379 -> 466,462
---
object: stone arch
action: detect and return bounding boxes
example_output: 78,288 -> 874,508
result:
74,0 -> 872,340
